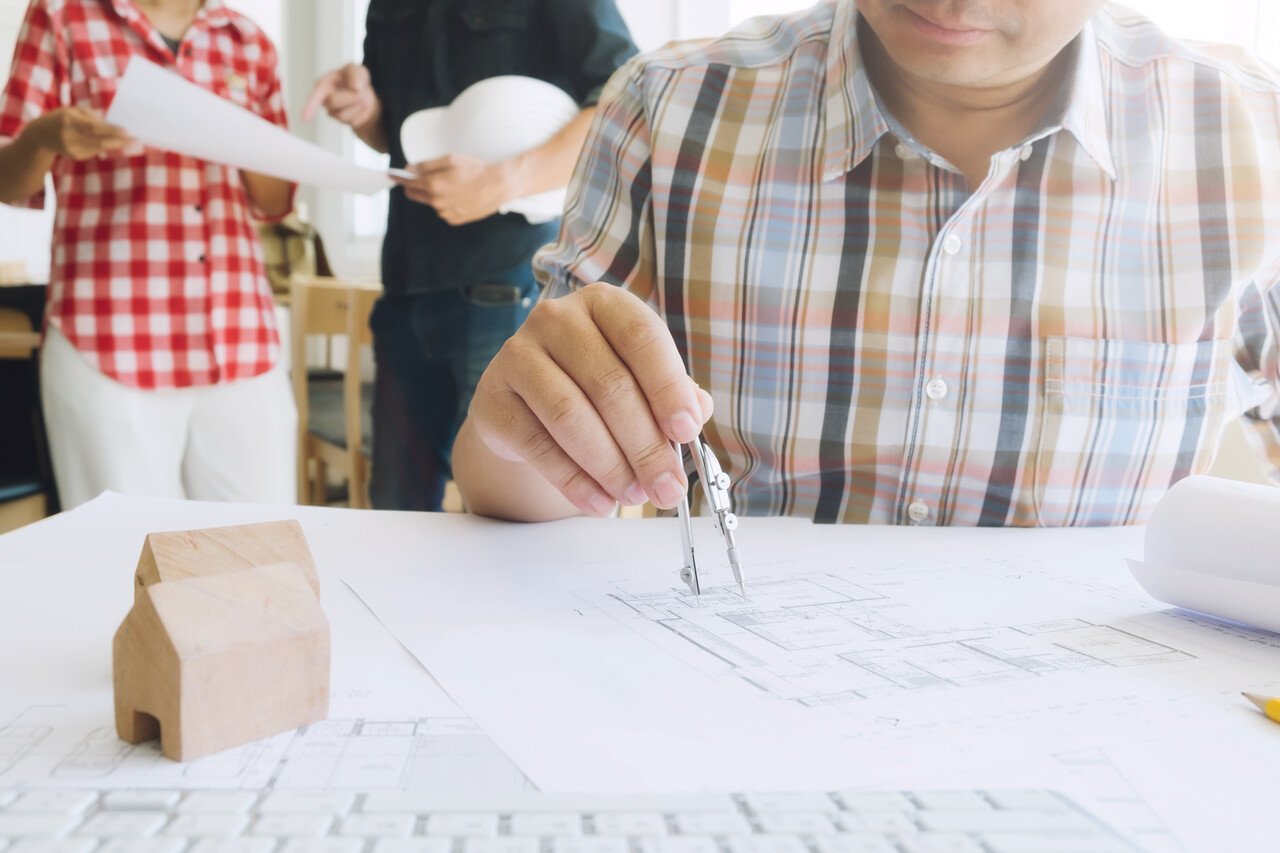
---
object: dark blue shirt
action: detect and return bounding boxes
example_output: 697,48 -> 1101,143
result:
362,0 -> 639,294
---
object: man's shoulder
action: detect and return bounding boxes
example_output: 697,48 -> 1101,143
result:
632,1 -> 836,78
1095,3 -> 1280,98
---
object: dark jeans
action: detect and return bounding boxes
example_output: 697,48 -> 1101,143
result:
369,266 -> 539,511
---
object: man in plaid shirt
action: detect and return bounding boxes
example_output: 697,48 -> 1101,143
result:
453,0 -> 1280,526
0,0 -> 296,508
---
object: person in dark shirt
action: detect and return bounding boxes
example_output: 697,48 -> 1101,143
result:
304,0 -> 637,511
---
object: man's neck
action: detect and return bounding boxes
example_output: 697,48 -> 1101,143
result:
859,23 -> 1071,188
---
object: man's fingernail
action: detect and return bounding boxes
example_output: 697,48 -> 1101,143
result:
589,492 -> 617,518
653,472 -> 684,508
669,410 -> 700,442
623,482 -> 647,506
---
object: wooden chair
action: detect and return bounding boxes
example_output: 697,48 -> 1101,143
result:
289,275 -> 381,508
0,307 -> 48,533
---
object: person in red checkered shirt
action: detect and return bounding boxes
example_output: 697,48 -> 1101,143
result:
0,0 -> 297,509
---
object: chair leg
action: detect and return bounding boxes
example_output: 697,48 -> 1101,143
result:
312,460 -> 328,505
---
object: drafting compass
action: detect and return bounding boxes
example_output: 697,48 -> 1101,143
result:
677,437 -> 746,599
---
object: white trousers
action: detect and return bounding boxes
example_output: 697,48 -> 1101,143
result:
41,327 -> 297,509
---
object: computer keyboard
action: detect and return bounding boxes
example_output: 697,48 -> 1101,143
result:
0,788 -> 1136,853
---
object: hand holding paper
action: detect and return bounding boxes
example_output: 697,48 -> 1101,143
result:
106,57 -> 399,195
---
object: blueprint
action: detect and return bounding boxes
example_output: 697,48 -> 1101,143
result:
347,516 -> 1280,795
599,575 -> 1192,706
0,704 -> 532,792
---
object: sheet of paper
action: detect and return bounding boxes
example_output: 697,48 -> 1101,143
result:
0,493 -> 531,791
345,515 -> 1280,803
1128,475 -> 1280,632
105,58 -> 394,194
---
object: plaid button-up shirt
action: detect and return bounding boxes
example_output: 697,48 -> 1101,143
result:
534,0 -> 1280,527
0,0 -> 287,389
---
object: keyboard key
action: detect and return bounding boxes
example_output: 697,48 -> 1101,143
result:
338,813 -> 417,837
100,791 -> 182,811
279,840 -> 365,853
7,792 -> 96,814
756,811 -> 839,834
811,834 -> 897,853
247,813 -> 334,837
980,833 -> 1130,853
835,794 -> 915,814
983,791 -> 1069,812
910,793 -> 991,812
723,834 -> 811,853
94,839 -> 188,853
259,792 -> 356,815
509,813 -> 583,836
426,814 -> 499,837
918,811 -> 1094,833
461,838 -> 541,853
640,835 -> 721,853
176,793 -> 259,814
743,794 -> 836,814
187,840 -> 277,853
75,811 -> 169,836
372,840 -> 455,853
894,833 -> 985,853
163,814 -> 250,837
7,840 -> 96,853
672,813 -> 750,834
552,836 -> 632,853
592,812 -> 667,835
838,813 -> 917,834
0,813 -> 81,837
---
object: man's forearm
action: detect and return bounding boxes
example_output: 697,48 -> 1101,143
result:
0,133 -> 55,205
452,417 -> 583,522
501,107 -> 597,199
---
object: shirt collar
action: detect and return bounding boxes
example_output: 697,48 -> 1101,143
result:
821,2 -> 889,182
106,0 -> 239,36
821,6 -> 1116,182
1055,21 -> 1117,180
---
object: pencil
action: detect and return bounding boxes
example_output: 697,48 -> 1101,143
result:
1243,692 -> 1280,724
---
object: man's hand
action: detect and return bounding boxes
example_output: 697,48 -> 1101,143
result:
302,63 -> 379,128
467,283 -> 714,518
26,107 -> 133,160
392,154 -> 514,225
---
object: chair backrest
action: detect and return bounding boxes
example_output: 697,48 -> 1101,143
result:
0,306 -> 39,359
288,275 -> 381,504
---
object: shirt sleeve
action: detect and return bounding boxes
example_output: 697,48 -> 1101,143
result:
0,0 -> 65,210
533,58 -> 657,304
1233,259 -> 1280,484
544,0 -> 639,108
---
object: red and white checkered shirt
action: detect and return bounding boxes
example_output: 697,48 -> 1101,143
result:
0,0 -> 288,389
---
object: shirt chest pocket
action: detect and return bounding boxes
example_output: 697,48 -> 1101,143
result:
1033,336 -> 1237,527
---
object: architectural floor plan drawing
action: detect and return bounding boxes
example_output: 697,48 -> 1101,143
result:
0,705 -> 533,792
601,572 -> 1194,708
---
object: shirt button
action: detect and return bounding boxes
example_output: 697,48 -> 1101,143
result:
925,377 -> 948,400
942,234 -> 962,256
894,142 -> 911,159
1019,144 -> 1034,162
907,501 -> 930,523
198,254 -> 207,263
